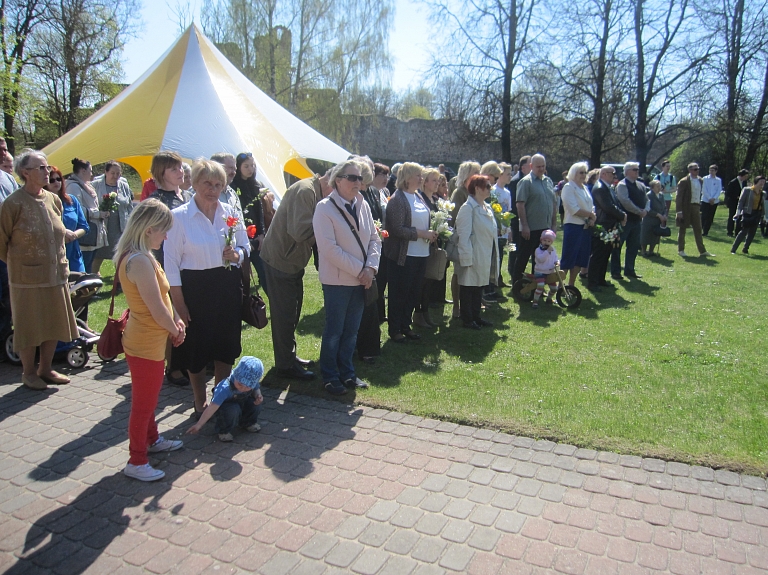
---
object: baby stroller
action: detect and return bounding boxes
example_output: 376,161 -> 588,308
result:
4,272 -> 110,368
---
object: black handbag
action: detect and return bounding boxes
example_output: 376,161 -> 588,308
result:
241,263 -> 268,329
79,213 -> 98,247
330,199 -> 378,306
653,225 -> 671,237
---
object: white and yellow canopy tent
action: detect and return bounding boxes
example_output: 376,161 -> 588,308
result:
43,24 -> 349,197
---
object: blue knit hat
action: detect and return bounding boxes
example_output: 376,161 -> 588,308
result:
230,356 -> 264,390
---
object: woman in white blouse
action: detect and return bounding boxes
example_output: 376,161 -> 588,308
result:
560,162 -> 596,286
164,159 -> 250,415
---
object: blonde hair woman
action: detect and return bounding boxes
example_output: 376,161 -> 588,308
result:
113,199 -> 186,481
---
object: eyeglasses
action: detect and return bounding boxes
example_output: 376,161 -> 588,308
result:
337,174 -> 364,182
49,177 -> 62,183
31,165 -> 51,172
691,168 -> 699,171
577,171 -> 587,175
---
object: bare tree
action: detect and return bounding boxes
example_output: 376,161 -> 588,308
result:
630,0 -> 712,175
547,0 -> 633,168
425,0 -> 543,162
167,0 -> 196,34
0,0 -> 47,152
743,53 -> 768,171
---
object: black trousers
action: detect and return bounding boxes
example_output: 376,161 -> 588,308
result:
387,255 -> 426,336
700,203 -> 718,235
732,224 -> 758,253
459,285 -> 482,324
587,237 -> 613,287
264,262 -> 304,371
376,257 -> 388,321
356,300 -> 381,358
513,229 -> 546,283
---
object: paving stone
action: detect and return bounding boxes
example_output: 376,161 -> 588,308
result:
385,530 -> 421,555
438,542 -> 474,571
358,522 -> 396,547
415,513 -> 448,536
411,537 -> 447,563
351,548 -> 389,575
441,519 -> 474,543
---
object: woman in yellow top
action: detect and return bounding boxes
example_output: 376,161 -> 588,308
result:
113,199 -> 187,482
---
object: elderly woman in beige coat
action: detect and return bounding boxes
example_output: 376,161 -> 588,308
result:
455,175 -> 498,329
0,150 -> 78,390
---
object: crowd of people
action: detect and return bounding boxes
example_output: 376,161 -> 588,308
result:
0,141 -> 765,482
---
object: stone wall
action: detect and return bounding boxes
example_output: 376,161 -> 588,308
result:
344,115 -> 502,166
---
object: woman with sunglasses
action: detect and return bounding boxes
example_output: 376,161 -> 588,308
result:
0,150 -> 78,390
560,162 -> 596,287
46,166 -> 89,272
313,159 -> 380,395
231,152 -> 268,293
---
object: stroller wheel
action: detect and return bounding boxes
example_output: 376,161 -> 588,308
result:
5,332 -> 21,365
67,347 -> 89,369
97,349 -> 117,363
556,285 -> 582,309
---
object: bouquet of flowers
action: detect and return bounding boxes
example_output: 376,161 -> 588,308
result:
99,192 -> 118,212
593,223 -> 622,247
489,193 -> 515,228
373,220 -> 389,241
428,198 -> 454,242
223,215 -> 240,269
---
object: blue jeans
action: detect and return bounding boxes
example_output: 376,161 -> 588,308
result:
611,219 -> 641,276
320,284 -> 365,384
215,395 -> 262,434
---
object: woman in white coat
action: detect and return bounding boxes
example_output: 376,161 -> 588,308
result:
455,175 -> 498,329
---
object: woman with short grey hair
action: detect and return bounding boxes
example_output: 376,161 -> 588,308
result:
0,150 -> 78,390
560,162 -> 596,286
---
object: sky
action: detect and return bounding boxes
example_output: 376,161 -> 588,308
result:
121,0 -> 430,91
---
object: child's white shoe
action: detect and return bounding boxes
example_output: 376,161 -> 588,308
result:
246,423 -> 261,433
124,463 -> 165,482
218,433 -> 234,442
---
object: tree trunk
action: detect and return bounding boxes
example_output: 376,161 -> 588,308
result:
500,0 -> 517,163
633,0 -> 649,175
743,56 -> 768,170
723,0 -> 744,184
589,0 -> 612,170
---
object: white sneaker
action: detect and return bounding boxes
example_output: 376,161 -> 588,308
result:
700,251 -> 715,257
678,251 -> 687,257
246,423 -> 261,433
147,436 -> 183,453
124,463 -> 165,482
218,433 -> 234,442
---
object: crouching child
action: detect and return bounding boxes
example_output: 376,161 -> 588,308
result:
187,356 -> 264,442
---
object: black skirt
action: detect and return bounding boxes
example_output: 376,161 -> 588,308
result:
175,266 -> 242,373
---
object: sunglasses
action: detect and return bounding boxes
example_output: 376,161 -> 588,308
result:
236,152 -> 253,161
49,177 -> 62,183
337,174 -> 364,182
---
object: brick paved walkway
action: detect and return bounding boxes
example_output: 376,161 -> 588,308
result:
0,360 -> 766,575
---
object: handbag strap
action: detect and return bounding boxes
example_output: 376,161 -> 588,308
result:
241,256 -> 257,293
330,198 -> 368,267
110,253 -> 128,318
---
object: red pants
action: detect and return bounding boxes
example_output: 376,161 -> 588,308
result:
125,354 -> 165,465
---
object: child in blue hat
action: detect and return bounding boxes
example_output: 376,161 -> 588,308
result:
187,356 -> 264,441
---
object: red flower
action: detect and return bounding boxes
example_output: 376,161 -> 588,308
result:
381,230 -> 389,238
226,216 -> 238,228
246,225 -> 257,239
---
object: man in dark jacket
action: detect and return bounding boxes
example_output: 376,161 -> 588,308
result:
725,169 -> 749,237
588,167 -> 626,291
611,162 -> 648,279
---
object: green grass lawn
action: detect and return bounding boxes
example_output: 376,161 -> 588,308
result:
85,208 -> 767,475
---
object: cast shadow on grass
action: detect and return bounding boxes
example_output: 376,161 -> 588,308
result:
296,307 -> 326,339
641,254 -> 675,267
619,279 -> 662,296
